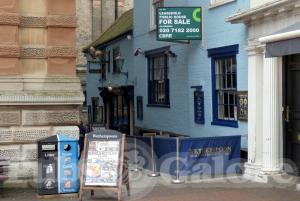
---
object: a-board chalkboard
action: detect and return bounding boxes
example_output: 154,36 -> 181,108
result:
79,130 -> 129,201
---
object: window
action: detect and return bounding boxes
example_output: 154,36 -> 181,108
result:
151,0 -> 164,29
209,0 -> 236,8
92,0 -> 102,40
107,50 -> 111,73
115,0 -> 119,20
101,53 -> 106,80
146,47 -> 170,106
83,91 -> 87,108
113,46 -> 120,73
208,45 -> 239,128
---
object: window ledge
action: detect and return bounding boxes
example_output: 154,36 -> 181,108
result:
147,104 -> 170,108
209,0 -> 236,9
150,26 -> 157,33
211,120 -> 238,128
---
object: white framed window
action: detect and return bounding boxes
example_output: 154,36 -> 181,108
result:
209,0 -> 236,9
214,57 -> 238,121
151,0 -> 164,30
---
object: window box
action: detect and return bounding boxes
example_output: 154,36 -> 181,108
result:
147,104 -> 170,108
211,119 -> 238,128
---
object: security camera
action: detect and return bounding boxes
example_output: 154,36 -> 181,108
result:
134,48 -> 144,56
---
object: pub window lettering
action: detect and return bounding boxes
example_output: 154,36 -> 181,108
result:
152,0 -> 164,29
148,54 -> 169,106
208,45 -> 239,128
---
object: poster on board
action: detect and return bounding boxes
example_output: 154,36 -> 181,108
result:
85,140 -> 120,186
83,131 -> 121,187
79,130 -> 129,201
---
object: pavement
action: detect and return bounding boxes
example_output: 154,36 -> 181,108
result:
1,172 -> 300,201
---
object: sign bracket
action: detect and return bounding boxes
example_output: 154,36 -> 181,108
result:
162,40 -> 191,44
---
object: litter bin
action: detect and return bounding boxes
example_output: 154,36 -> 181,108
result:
38,134 -> 79,195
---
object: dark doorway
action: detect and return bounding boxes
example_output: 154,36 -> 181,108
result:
100,86 -> 134,135
284,54 -> 300,172
110,94 -> 129,133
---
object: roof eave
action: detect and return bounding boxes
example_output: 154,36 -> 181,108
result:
226,0 -> 291,24
82,29 -> 133,53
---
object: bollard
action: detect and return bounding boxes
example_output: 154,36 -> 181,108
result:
148,136 -> 160,177
132,137 -> 141,172
172,137 -> 184,184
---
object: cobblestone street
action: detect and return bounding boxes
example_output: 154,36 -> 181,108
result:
1,176 -> 300,201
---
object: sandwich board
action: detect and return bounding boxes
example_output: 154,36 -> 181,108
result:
79,130 -> 130,201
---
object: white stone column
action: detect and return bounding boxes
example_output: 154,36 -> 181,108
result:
262,56 -> 283,172
244,48 -> 264,180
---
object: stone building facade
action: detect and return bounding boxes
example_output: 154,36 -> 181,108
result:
0,0 -> 83,186
228,0 -> 300,183
76,0 -> 93,123
91,0 -> 133,40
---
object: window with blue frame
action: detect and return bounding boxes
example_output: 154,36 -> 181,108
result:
208,45 -> 239,128
113,46 -> 120,73
146,48 -> 169,106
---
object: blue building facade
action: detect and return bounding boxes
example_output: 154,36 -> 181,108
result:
85,0 -> 249,148
133,0 -> 249,148
85,9 -> 134,133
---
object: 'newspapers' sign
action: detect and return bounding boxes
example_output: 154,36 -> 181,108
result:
157,7 -> 202,41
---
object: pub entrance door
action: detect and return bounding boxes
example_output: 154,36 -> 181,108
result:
284,54 -> 300,173
110,94 -> 130,134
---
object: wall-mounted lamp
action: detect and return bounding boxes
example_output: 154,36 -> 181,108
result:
127,34 -> 132,40
89,46 -> 104,58
107,85 -> 113,92
89,46 -> 109,63
134,48 -> 145,56
106,81 -> 113,91
115,54 -> 128,78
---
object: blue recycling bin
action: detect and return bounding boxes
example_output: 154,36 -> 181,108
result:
38,134 -> 79,195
